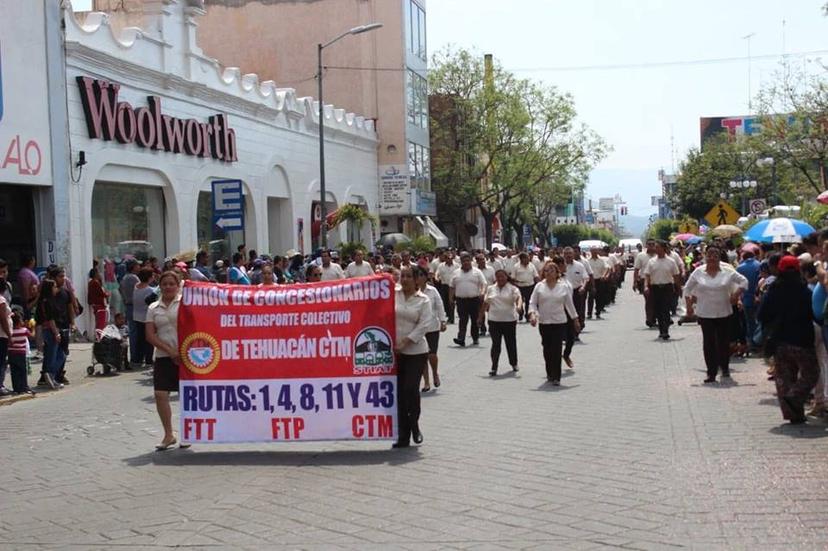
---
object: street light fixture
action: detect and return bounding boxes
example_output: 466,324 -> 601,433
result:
317,22 -> 383,248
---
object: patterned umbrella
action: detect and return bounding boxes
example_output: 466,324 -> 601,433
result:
818,190 -> 828,205
674,233 -> 696,241
711,224 -> 742,237
743,218 -> 816,243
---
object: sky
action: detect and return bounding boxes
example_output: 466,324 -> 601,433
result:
72,0 -> 828,219
429,0 -> 828,217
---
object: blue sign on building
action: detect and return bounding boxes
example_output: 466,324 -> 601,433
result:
212,179 -> 244,231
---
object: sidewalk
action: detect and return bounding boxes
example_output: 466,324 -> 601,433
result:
0,342 -> 100,406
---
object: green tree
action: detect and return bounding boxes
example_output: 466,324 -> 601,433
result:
429,48 -> 607,248
755,70 -> 828,195
670,134 -> 787,220
646,219 -> 680,241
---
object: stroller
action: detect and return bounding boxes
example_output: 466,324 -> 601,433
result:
87,325 -> 124,376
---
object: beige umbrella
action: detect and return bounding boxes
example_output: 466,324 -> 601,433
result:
711,224 -> 742,237
170,249 -> 197,263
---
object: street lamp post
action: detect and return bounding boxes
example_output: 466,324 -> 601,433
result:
729,179 -> 757,215
317,22 -> 382,249
756,156 -> 776,207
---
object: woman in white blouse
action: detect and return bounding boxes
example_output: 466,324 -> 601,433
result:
480,269 -> 522,376
145,271 -> 188,451
684,247 -> 748,384
417,269 -> 447,392
394,266 -> 434,448
529,262 -> 579,386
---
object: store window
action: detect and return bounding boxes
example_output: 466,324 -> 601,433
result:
91,182 -> 166,263
196,190 -> 245,265
406,1 -> 426,62
407,142 -> 431,190
407,70 -> 428,129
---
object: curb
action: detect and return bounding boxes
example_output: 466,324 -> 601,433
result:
0,393 -> 36,407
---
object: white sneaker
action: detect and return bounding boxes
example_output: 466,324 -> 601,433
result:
43,373 -> 58,390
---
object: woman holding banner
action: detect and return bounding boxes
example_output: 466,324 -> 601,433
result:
146,271 -> 188,451
394,266 -> 434,448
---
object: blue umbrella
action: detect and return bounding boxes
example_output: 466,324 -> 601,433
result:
685,236 -> 703,245
744,218 -> 815,243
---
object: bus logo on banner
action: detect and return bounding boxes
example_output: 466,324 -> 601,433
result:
181,332 -> 221,375
353,327 -> 394,374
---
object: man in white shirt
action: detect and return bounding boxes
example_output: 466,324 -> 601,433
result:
634,240 -> 657,327
602,247 -> 619,305
563,247 -> 589,329
435,251 -> 458,324
644,240 -> 681,340
511,252 -> 539,321
449,253 -> 487,346
531,249 -> 547,273
345,249 -> 374,278
668,244 -> 686,316
490,249 -> 505,272
475,254 -> 495,335
586,248 -> 610,320
319,250 -> 346,281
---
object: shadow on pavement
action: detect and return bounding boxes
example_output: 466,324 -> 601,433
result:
532,383 -> 580,392
123,447 -> 422,467
769,423 -> 828,438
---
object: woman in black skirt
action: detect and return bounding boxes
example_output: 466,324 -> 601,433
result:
145,271 -> 186,451
393,266 -> 434,448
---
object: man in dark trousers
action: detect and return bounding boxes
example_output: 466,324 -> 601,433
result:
644,241 -> 680,340
449,253 -> 487,346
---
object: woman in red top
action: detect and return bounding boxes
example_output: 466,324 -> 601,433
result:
87,268 -> 110,332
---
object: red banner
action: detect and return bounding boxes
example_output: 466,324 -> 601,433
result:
176,275 -> 397,443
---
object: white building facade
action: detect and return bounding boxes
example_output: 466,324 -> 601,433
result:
63,0 -> 378,310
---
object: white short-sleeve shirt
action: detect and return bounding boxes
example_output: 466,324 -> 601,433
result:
485,283 -> 521,322
511,262 -> 539,286
147,295 -> 180,357
450,267 -> 487,298
345,261 -> 374,278
320,263 -> 346,281
644,257 -> 679,285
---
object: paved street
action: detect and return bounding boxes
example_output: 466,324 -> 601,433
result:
2,282 -> 828,550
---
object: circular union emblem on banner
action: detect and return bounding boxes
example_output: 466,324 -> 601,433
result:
353,326 -> 395,374
180,332 -> 221,375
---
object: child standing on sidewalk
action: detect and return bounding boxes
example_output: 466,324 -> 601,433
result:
114,312 -> 130,370
8,312 -> 34,395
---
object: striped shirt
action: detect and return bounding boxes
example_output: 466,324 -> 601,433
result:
9,327 -> 31,355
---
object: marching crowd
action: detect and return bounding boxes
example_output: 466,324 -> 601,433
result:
2,230 -> 827,447
631,232 -> 828,425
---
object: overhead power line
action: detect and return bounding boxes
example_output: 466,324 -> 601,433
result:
323,48 -> 828,74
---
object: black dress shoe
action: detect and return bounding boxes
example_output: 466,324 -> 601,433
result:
453,338 -> 465,347
511,365 -> 519,372
412,428 -> 423,444
489,369 -> 497,377
703,377 -> 716,384
392,441 -> 410,448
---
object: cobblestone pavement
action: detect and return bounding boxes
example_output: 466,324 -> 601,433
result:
2,282 -> 828,550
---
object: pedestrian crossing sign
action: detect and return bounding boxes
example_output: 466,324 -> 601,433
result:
678,221 -> 698,234
704,201 -> 739,227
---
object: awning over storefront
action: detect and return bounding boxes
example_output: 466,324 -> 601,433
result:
415,216 -> 449,248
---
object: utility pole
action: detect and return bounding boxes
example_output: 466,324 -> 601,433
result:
742,32 -> 756,112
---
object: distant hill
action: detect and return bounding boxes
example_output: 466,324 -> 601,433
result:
618,215 -> 650,239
